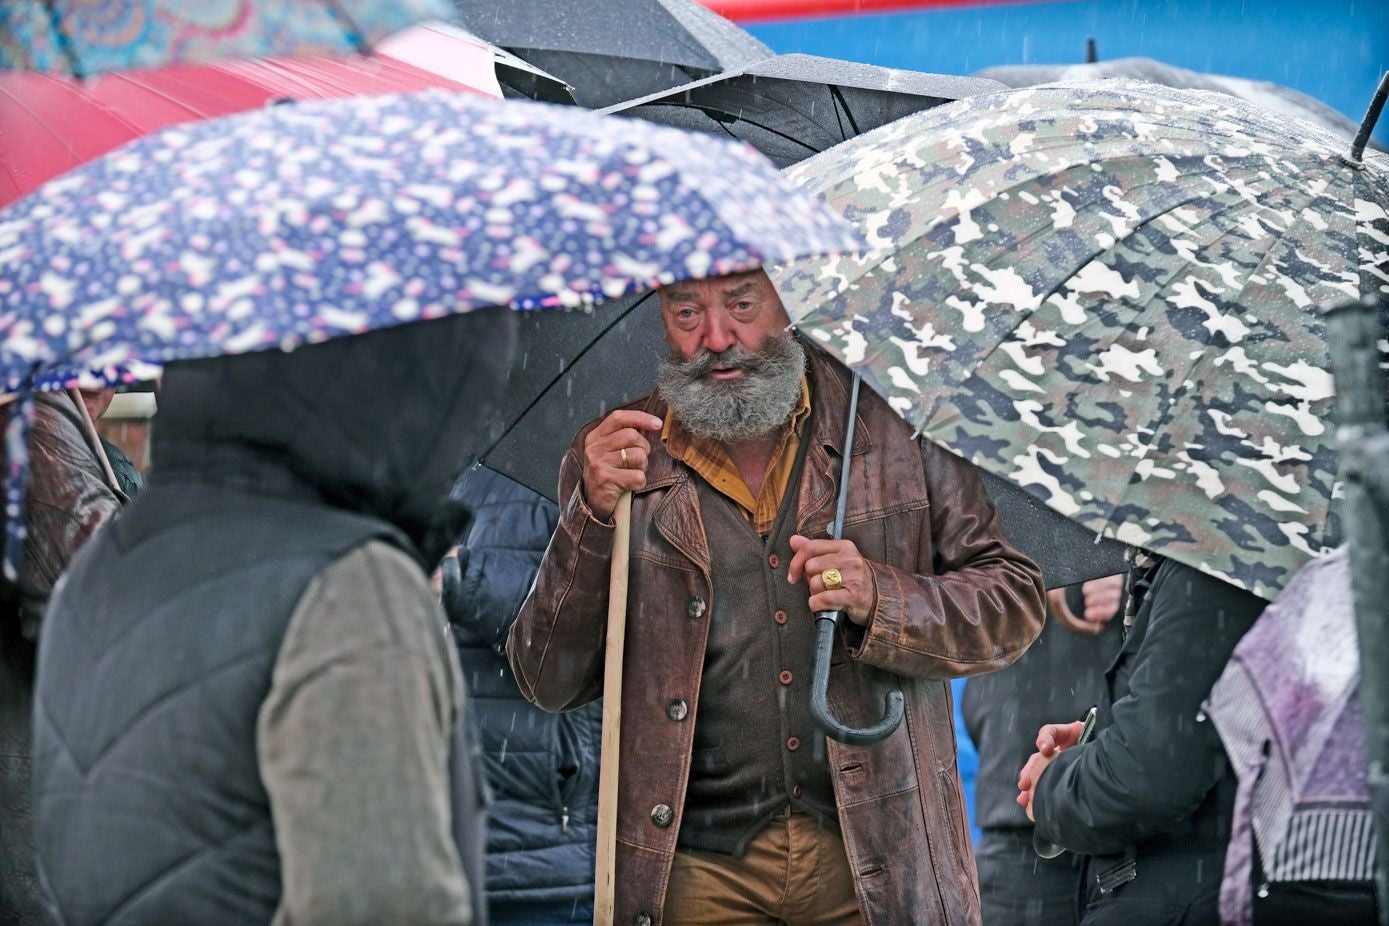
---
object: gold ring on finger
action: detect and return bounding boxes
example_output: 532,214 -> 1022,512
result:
620,447 -> 629,467
822,568 -> 844,590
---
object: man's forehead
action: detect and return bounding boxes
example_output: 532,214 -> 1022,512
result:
660,271 -> 768,302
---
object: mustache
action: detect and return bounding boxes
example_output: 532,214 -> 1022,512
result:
665,340 -> 785,379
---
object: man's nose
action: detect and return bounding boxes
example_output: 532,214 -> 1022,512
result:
700,316 -> 737,354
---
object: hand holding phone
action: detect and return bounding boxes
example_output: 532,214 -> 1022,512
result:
1030,706 -> 1098,859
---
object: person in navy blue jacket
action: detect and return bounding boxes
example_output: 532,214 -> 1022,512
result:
441,466 -> 602,924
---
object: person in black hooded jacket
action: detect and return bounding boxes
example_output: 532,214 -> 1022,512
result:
441,466 -> 602,923
31,309 -> 515,926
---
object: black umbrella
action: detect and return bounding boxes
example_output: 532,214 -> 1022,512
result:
452,0 -> 770,108
977,56 -> 1380,148
602,54 -> 1005,167
482,292 -> 1129,594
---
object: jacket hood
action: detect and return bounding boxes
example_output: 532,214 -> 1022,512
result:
152,309 -> 518,564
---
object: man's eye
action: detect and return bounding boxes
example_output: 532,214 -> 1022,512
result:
734,301 -> 752,310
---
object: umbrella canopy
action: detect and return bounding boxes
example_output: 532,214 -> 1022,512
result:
603,54 -> 1004,168
1207,548 -> 1374,925
0,88 -> 862,567
773,79 -> 1389,599
0,48 -> 500,209
453,0 -> 770,108
0,0 -> 450,77
376,22 -> 575,105
976,57 -> 1373,147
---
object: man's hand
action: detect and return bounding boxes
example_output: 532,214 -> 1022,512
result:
1016,720 -> 1086,821
581,410 -> 663,520
1047,574 -> 1124,636
787,534 -> 875,626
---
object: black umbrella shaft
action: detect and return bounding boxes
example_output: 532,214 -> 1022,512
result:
1351,71 -> 1389,164
829,372 -> 863,541
1328,299 -> 1389,926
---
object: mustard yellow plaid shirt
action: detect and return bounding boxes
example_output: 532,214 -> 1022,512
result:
661,377 -> 812,535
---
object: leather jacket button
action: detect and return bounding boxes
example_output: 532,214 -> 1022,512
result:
787,736 -> 800,752
779,670 -> 793,685
651,804 -> 674,828
666,699 -> 688,721
633,915 -> 653,926
685,596 -> 706,619
774,609 -> 788,625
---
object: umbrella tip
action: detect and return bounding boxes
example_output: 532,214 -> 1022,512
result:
1085,38 -> 1098,64
1348,71 -> 1389,165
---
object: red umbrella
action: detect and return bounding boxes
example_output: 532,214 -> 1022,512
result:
0,40 -> 500,207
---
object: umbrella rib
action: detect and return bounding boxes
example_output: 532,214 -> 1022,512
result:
43,0 -> 86,79
479,292 -> 659,463
639,101 -> 824,155
320,0 -> 371,54
828,84 -> 860,139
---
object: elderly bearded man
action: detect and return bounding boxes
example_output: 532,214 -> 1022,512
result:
508,269 -> 1045,925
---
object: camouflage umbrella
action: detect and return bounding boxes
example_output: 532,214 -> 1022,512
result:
773,78 -> 1389,600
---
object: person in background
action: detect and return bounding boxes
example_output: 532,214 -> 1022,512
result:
1207,547 -> 1378,925
1019,557 -> 1266,926
31,311 -> 514,925
1,392 -> 124,924
963,576 -> 1124,925
78,388 -> 143,500
440,466 -> 601,924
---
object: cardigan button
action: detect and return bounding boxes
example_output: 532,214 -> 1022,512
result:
685,596 -> 706,619
651,804 -> 674,828
633,915 -> 653,926
666,699 -> 689,722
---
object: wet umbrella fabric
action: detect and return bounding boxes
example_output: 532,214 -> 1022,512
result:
976,57 -> 1374,148
1207,547 -> 1376,925
0,0 -> 450,76
0,88 -> 864,568
603,54 -> 1005,169
377,22 -> 576,105
452,0 -> 770,108
774,79 -> 1389,599
0,49 -> 501,209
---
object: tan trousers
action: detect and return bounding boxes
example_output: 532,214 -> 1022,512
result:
663,810 -> 864,925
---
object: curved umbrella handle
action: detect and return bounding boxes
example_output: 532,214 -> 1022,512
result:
809,611 -> 905,746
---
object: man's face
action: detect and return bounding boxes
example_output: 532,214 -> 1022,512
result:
655,271 -> 806,442
658,270 -> 791,372
79,388 -> 115,422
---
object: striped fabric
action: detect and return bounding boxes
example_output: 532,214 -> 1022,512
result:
1269,811 -> 1378,883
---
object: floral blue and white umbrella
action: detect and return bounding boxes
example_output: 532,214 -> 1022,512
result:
0,88 -> 865,570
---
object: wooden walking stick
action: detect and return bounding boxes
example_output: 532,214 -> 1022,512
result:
594,490 -> 633,926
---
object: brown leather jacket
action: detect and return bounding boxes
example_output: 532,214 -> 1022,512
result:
508,349 -> 1045,925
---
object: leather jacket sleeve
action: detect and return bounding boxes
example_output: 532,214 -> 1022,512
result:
507,443 -> 612,713
846,439 -> 1046,679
